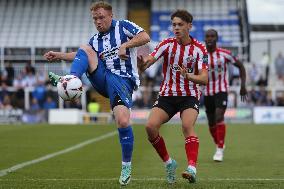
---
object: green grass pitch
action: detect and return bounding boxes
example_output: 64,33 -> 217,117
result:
0,124 -> 283,189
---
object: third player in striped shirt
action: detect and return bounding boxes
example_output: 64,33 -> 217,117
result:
204,29 -> 247,162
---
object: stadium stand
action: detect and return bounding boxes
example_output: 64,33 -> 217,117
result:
0,0 -> 127,47
151,0 -> 243,47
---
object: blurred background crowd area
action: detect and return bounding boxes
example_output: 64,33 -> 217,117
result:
1,48 -> 284,113
0,0 -> 284,119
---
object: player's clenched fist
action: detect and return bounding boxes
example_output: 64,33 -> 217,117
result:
44,51 -> 61,61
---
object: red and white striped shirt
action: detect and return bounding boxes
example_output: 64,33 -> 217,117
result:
150,37 -> 208,99
205,47 -> 237,96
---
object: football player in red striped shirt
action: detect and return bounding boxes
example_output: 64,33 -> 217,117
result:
138,10 -> 208,184
204,29 -> 247,162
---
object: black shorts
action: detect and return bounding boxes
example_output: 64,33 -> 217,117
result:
153,96 -> 200,119
204,92 -> 228,113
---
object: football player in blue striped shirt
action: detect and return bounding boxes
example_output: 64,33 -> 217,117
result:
44,1 -> 150,185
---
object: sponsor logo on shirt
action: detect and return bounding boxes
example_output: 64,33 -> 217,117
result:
99,47 -> 119,60
171,65 -> 193,73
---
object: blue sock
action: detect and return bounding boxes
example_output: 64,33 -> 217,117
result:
70,49 -> 89,78
118,126 -> 134,162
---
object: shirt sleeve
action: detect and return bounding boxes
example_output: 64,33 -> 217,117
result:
150,39 -> 170,60
88,35 -> 97,52
222,50 -> 238,64
198,51 -> 209,70
120,20 -> 144,38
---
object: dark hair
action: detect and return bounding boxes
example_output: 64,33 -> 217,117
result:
171,9 -> 193,23
90,1 -> 112,12
206,29 -> 219,39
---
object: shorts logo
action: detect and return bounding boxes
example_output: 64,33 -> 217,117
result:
125,98 -> 129,104
194,104 -> 199,109
223,101 -> 227,105
153,100 -> 158,106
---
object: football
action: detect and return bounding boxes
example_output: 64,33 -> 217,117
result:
57,75 -> 83,101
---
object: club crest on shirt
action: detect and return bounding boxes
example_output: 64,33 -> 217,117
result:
217,59 -> 222,65
186,55 -> 196,63
202,55 -> 208,64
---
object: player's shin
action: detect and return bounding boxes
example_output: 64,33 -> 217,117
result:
185,136 -> 199,168
209,125 -> 218,145
118,126 -> 133,185
118,126 -> 134,163
216,121 -> 226,148
183,136 -> 199,183
70,49 -> 89,78
149,135 -> 170,162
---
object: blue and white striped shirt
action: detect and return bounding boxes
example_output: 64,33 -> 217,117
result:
89,19 -> 144,88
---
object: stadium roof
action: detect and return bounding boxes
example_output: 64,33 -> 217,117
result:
247,0 -> 284,25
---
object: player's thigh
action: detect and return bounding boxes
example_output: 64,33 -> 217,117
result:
206,112 -> 216,126
179,97 -> 199,129
215,92 -> 228,122
181,108 -> 198,128
87,62 -> 108,97
215,107 -> 226,122
106,74 -> 134,109
181,108 -> 199,137
79,44 -> 98,73
147,107 -> 170,129
204,95 -> 216,126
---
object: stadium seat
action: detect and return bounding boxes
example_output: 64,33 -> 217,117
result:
150,0 -> 242,46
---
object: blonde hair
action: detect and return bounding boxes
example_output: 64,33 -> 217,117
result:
90,1 -> 112,12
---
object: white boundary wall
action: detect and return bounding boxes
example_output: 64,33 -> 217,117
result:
254,107 -> 284,124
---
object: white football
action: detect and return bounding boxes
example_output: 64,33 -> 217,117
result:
57,75 -> 83,101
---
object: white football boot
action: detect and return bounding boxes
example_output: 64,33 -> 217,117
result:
213,147 -> 225,162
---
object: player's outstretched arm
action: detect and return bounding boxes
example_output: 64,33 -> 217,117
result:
179,65 -> 208,85
44,51 -> 77,62
119,31 -> 150,60
234,60 -> 248,101
137,55 -> 156,73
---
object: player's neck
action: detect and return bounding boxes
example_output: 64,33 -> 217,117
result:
177,36 -> 191,46
207,46 -> 217,53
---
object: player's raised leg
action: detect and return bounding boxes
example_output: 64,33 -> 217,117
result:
49,44 -> 98,86
145,107 -> 177,184
180,108 -> 199,183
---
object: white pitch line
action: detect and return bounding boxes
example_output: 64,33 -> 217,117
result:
0,178 -> 284,181
0,131 -> 118,177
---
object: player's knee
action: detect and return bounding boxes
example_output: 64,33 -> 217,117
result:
215,115 -> 224,123
182,124 -> 194,132
181,124 -> 195,137
208,120 -> 216,127
116,117 -> 129,128
145,122 -> 157,135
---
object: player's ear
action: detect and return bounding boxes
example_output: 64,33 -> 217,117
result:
188,23 -> 192,30
108,11 -> 113,18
